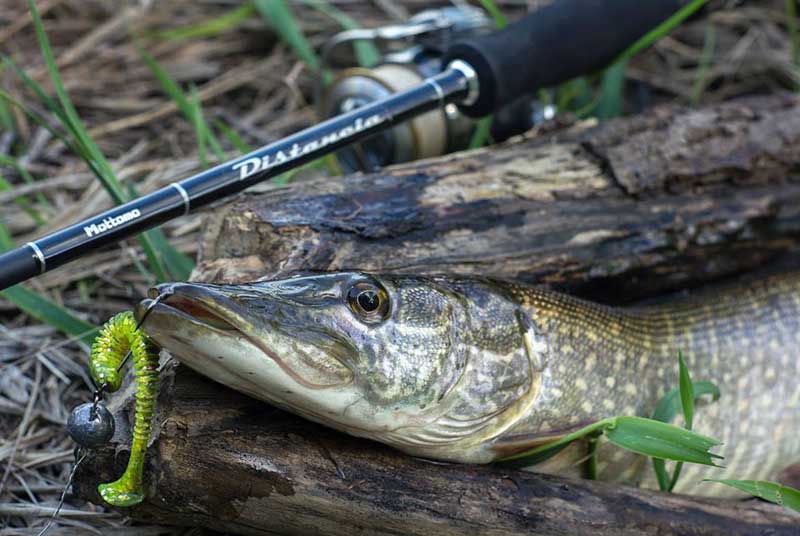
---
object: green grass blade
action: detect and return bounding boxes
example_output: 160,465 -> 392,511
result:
189,92 -> 209,167
271,156 -> 330,185
544,0 -> 706,120
1,56 -> 72,134
586,433 -> 600,480
606,416 -> 722,466
690,23 -> 716,105
1,286 -> 98,347
0,92 -> 14,131
594,61 -> 626,120
664,352 -> 696,490
0,86 -> 75,154
705,480 -> 800,512
0,62 -> 104,219
499,441 -> 571,469
213,119 -> 253,153
28,0 -> 124,204
498,413 -> 723,471
144,229 -> 193,280
0,224 -> 97,347
652,456 -> 670,491
0,154 -> 52,213
1,60 -> 95,173
189,84 -> 224,161
0,172 -> 45,226
0,222 -> 12,249
150,2 -> 257,42
322,153 -> 342,176
31,0 -> 168,278
138,46 -> 192,115
555,77 -> 593,113
651,366 -> 720,491
138,47 -> 224,163
497,419 -> 611,468
254,0 -> 320,72
787,0 -> 799,68
468,116 -> 493,149
613,0 -> 710,65
467,0 -> 507,146
479,0 -> 508,28
0,214 -> 15,251
581,0 -> 709,121
651,381 -> 720,424
301,0 -> 380,67
677,352 -> 695,430
136,233 -> 166,284
126,183 -> 193,281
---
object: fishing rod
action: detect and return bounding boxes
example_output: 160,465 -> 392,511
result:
0,0 -> 685,290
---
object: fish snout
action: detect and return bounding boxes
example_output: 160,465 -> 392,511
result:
137,282 -> 241,332
133,298 -> 153,325
147,281 -> 217,301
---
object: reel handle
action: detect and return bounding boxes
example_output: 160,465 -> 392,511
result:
444,0 -> 685,117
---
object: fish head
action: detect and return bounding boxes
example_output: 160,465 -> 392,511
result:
136,272 -> 500,445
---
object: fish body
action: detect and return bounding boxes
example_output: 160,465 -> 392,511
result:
137,272 -> 800,496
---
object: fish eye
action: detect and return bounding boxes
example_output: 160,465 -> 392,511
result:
357,290 -> 379,312
347,281 -> 389,323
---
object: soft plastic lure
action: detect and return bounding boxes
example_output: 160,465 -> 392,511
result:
88,311 -> 159,506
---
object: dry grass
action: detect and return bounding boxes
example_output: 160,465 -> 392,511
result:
0,0 -> 796,533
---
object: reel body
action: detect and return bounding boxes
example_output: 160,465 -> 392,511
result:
318,6 -> 543,173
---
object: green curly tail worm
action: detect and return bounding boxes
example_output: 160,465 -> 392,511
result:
89,311 -> 160,507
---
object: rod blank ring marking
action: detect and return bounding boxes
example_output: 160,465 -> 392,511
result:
26,242 -> 46,274
171,183 -> 191,215
427,79 -> 445,106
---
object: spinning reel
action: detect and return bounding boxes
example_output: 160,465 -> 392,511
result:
317,6 -> 549,173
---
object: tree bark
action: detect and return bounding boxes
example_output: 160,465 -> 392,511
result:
74,93 -> 800,534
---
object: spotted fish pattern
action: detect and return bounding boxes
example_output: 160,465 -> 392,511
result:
498,274 -> 800,495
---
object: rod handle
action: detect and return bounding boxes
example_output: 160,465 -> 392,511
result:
444,0 -> 685,117
0,246 -> 41,290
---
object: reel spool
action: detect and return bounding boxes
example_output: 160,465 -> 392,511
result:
323,64 -> 471,172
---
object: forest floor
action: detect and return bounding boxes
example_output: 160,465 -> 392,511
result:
0,1 -> 796,534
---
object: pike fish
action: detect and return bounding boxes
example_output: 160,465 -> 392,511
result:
136,271 -> 800,496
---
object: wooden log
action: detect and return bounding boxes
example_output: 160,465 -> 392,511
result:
73,367 -> 800,535
73,93 -> 800,533
193,93 -> 800,303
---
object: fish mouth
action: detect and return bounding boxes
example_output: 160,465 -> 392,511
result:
135,282 -> 354,389
137,291 -> 238,333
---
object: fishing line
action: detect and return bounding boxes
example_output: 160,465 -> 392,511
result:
112,287 -> 170,373
35,448 -> 87,536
